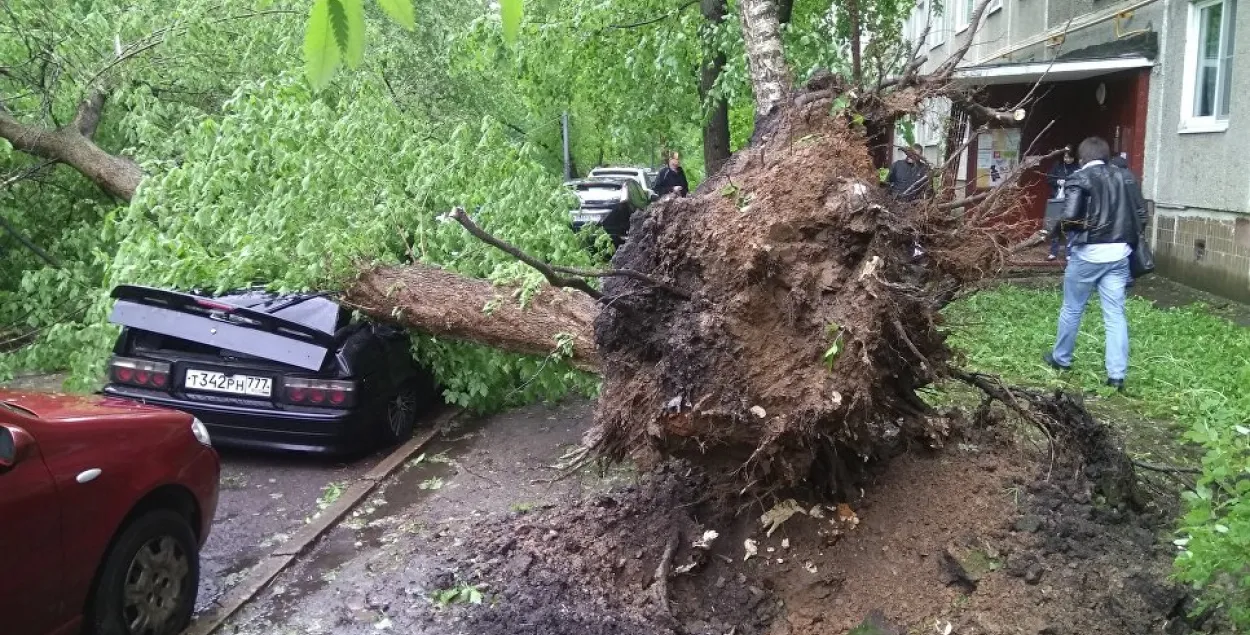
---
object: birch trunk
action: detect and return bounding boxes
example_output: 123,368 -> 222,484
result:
737,0 -> 790,120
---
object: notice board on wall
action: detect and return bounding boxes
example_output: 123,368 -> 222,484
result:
975,128 -> 1021,189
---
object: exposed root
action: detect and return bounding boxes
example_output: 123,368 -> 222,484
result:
650,531 -> 681,617
951,368 -> 1141,509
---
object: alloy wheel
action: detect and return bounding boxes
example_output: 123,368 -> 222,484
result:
122,536 -> 190,635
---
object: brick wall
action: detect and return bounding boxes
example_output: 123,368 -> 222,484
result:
1153,211 -> 1250,302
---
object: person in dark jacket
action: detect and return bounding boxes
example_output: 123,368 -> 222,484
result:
1045,148 -> 1079,260
1043,136 -> 1148,391
653,151 -> 689,198
886,144 -> 931,201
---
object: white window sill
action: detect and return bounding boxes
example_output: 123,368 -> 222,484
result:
1178,119 -> 1230,134
956,24 -> 969,34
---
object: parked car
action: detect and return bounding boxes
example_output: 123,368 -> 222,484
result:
587,166 -> 657,197
101,285 -> 440,455
1,389 -> 219,635
566,177 -> 654,247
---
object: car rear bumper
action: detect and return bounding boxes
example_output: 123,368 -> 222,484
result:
101,385 -> 373,455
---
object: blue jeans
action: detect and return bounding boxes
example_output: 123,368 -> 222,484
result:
1051,254 -> 1131,380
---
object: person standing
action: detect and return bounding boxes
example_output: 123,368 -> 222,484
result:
1043,137 -> 1148,391
653,151 -> 689,198
1045,148 -> 1079,261
886,144 -> 931,201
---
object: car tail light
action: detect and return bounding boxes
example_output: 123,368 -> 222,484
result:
110,357 -> 172,390
283,377 -> 355,408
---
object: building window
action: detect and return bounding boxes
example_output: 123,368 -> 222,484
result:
955,0 -> 974,31
1182,0 -> 1237,132
928,0 -> 946,48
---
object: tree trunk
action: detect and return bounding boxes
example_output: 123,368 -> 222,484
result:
777,0 -> 795,24
700,0 -> 731,177
848,0 -> 863,85
344,265 -> 601,372
0,93 -> 142,201
737,0 -> 790,120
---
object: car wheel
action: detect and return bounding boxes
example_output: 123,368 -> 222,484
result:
88,509 -> 199,635
381,383 -> 419,445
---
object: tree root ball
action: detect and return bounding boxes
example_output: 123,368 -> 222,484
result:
587,96 -> 999,497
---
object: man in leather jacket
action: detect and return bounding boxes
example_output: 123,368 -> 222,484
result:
1042,136 -> 1148,391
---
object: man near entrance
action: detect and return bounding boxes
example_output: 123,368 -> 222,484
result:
1043,136 -> 1148,391
886,144 -> 931,201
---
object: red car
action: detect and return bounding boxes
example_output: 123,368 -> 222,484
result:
0,390 -> 219,635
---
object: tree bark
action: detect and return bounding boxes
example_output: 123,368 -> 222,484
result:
847,0 -> 863,86
700,0 -> 731,177
777,0 -> 795,24
0,92 -> 141,201
737,0 -> 790,120
344,265 -> 601,372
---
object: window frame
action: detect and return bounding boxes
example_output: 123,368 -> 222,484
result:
1180,0 -> 1237,133
928,0 -> 946,49
955,0 -> 974,33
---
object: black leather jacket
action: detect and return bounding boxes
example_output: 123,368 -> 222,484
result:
1052,162 -> 1148,245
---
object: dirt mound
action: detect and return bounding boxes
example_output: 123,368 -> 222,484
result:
447,464 -> 775,635
437,422 -> 1198,635
588,89 -> 1011,495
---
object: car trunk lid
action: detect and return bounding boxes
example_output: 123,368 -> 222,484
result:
107,285 -> 339,372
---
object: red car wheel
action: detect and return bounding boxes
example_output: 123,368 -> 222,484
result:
88,510 -> 199,635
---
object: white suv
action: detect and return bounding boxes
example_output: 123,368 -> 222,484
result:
588,166 -> 656,197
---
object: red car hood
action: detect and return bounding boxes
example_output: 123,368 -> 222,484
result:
0,390 -> 181,422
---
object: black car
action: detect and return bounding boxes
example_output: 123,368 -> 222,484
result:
566,177 -> 655,248
101,285 -> 440,455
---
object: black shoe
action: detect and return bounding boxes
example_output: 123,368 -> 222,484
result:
1043,352 -> 1070,372
1106,378 -> 1125,392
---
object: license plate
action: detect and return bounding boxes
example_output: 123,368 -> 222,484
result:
572,212 -> 604,224
184,369 -> 272,397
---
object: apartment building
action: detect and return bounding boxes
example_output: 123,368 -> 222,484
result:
902,0 -> 1249,300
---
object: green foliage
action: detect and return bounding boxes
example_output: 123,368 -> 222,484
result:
500,0 -> 523,44
41,73 -> 599,409
377,0 -> 417,29
302,0 -> 416,89
823,322 -> 844,370
946,285 -> 1250,624
433,582 -> 484,606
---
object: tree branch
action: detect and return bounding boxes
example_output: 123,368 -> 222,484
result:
936,191 -> 989,211
1131,460 -> 1201,476
550,265 -> 692,299
448,207 -> 604,301
0,99 -> 142,201
0,211 -> 60,268
607,1 -> 699,30
72,89 -> 107,137
932,0 -> 996,81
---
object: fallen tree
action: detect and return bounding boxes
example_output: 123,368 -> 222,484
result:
342,0 -> 1119,498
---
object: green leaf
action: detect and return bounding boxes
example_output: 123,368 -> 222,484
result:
341,0 -> 366,67
376,0 -> 416,30
303,0 -> 341,91
327,0 -> 350,58
500,0 -> 522,44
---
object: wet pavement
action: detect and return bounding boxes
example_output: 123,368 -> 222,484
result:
197,445 -> 393,613
215,398 -> 624,634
